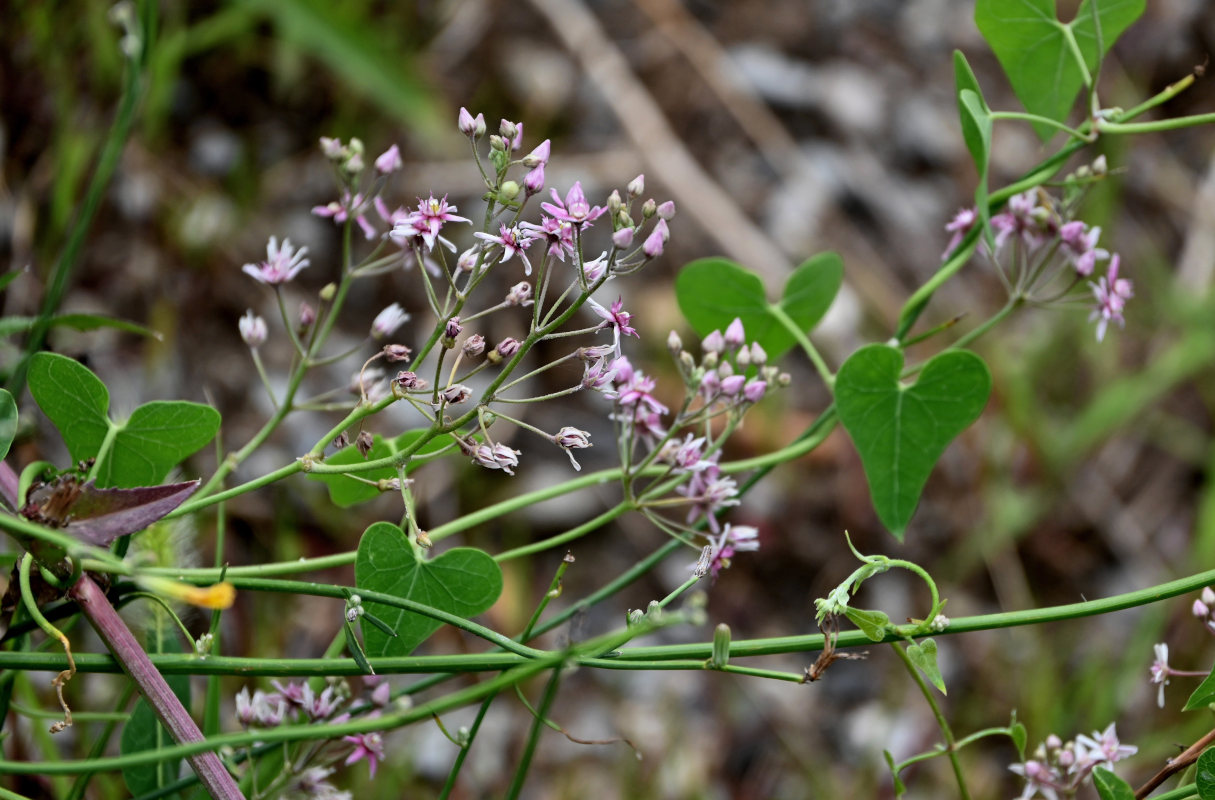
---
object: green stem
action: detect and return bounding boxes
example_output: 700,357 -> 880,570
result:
1097,113 -> 1215,135
505,666 -> 563,800
1059,22 -> 1093,89
767,304 -> 834,387
890,641 -> 970,800
990,111 -> 1090,141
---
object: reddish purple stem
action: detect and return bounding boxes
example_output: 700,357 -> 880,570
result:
69,574 -> 245,800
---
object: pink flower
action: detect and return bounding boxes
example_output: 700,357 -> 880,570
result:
541,182 -> 606,227
242,236 -> 310,285
1149,643 -> 1170,708
371,303 -> 410,339
343,731 -> 385,777
401,194 -> 471,253
698,523 -> 760,578
1089,254 -> 1133,341
589,297 -> 639,350
1059,221 -> 1109,276
313,192 -> 378,239
520,216 -> 576,262
942,207 -> 976,259
990,191 -> 1046,250
553,426 -> 591,470
474,224 -> 536,273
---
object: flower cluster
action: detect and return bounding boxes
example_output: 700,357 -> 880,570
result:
1009,724 -> 1136,800
941,169 -> 1132,341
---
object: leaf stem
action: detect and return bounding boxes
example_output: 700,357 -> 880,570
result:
890,640 -> 970,800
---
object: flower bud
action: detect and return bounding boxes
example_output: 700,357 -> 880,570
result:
415,530 -> 433,548
391,371 -> 425,398
239,311 -> 267,348
489,134 -> 506,152
522,139 -> 550,168
441,384 -> 472,405
721,374 -> 746,397
743,379 -> 767,403
495,337 -> 521,359
356,430 -> 374,457
506,281 -> 532,306
627,174 -> 645,198
1203,587 -> 1214,607
298,301 -> 316,328
524,164 -> 545,196
371,303 -> 410,340
724,317 -> 746,350
710,623 -> 731,668
642,218 -> 668,258
342,151 -> 364,176
1194,599 -> 1210,618
457,248 -> 479,273
319,282 -> 337,302
498,180 -> 521,203
612,227 -> 634,249
656,200 -> 676,220
553,427 -> 591,449
616,209 -> 634,229
374,144 -> 402,174
667,330 -> 683,355
462,334 -> 486,357
1092,154 -> 1107,175
444,316 -> 463,341
498,119 -> 517,142
458,107 -> 485,137
641,198 -> 657,219
382,343 -> 412,362
320,136 -> 345,159
702,330 -> 725,353
607,189 -> 623,215
333,431 -> 350,449
750,342 -> 767,365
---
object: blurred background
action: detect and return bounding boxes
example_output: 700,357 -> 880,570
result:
4,0 -> 1215,797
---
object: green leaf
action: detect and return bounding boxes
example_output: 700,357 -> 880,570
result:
906,638 -> 947,694
0,313 -> 161,339
958,88 -> 993,246
0,270 -> 23,294
121,637 -> 189,799
675,252 -> 843,361
1093,767 -> 1136,800
309,429 -> 450,508
0,389 -> 15,463
1010,718 -> 1028,760
835,345 -> 991,539
355,522 -> 503,657
49,313 -> 163,339
343,621 -> 375,675
1197,747 -> 1215,800
975,0 -> 1146,141
28,352 -> 110,465
1184,666 -> 1215,711
28,354 -> 220,488
102,401 -> 221,488
844,607 -> 892,642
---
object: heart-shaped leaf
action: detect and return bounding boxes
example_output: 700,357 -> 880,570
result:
906,638 -> 946,694
835,345 -> 991,539
28,352 -> 110,464
355,522 -> 502,657
676,252 -> 843,360
102,401 -> 221,488
310,429 -> 452,508
0,388 -> 16,463
1196,747 -> 1215,800
975,0 -> 1146,141
28,353 -> 220,488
